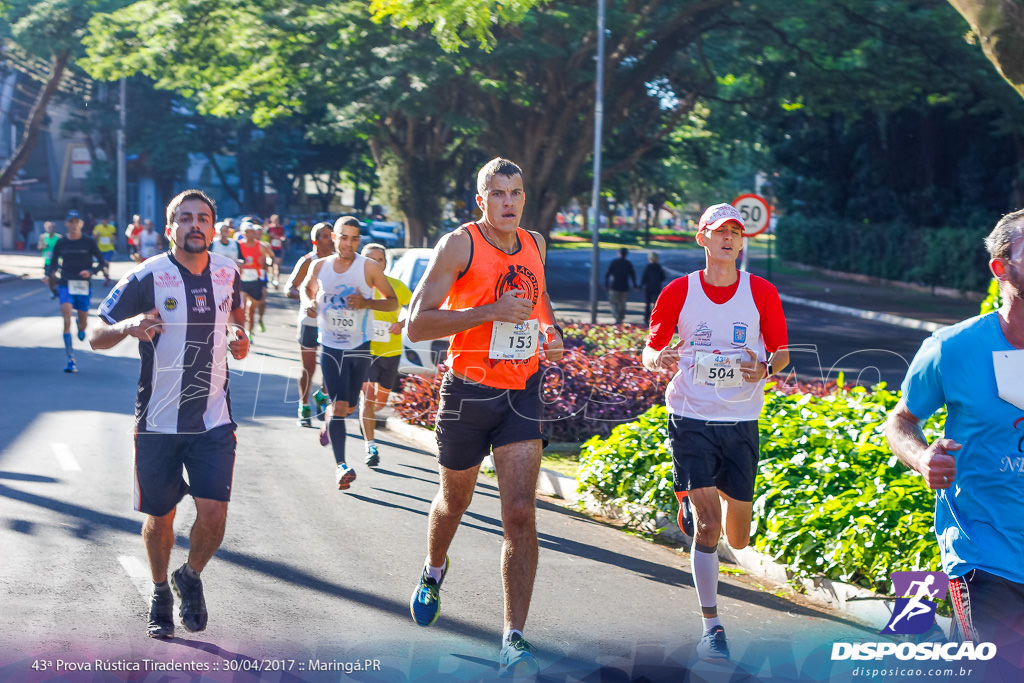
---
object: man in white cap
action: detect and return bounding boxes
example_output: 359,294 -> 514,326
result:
641,202 -> 789,661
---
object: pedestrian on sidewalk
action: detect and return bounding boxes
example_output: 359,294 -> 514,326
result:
885,209 -> 1024,681
89,189 -> 250,639
641,202 -> 789,661
605,247 -> 637,324
405,157 -> 564,676
639,251 -> 666,321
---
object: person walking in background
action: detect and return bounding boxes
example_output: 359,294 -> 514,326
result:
137,219 -> 163,261
358,243 -> 412,467
640,251 -> 667,321
605,247 -> 637,324
642,202 -> 788,661
90,189 -> 249,640
405,157 -> 564,676
20,212 -> 33,251
92,215 -> 118,285
125,214 -> 144,260
37,221 -> 61,299
886,209 -> 1024,681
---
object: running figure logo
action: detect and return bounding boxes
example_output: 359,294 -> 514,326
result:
880,571 -> 948,635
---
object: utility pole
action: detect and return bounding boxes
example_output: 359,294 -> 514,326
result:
588,0 -> 606,323
117,77 -> 126,246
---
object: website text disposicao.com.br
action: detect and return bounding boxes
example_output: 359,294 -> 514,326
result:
851,665 -> 980,679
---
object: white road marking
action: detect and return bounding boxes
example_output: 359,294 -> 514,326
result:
51,443 -> 81,471
118,554 -> 153,600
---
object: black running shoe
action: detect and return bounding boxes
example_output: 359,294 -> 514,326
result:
147,587 -> 174,639
171,564 -> 208,632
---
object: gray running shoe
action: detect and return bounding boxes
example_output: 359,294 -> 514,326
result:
499,633 -> 540,677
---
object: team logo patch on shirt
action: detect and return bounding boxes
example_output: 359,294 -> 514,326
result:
692,321 -> 713,347
156,271 -> 182,289
732,323 -> 748,346
212,267 -> 235,286
219,296 -> 232,313
164,297 -> 178,311
493,264 -> 540,306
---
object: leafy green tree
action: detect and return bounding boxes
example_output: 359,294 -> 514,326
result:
0,0 -> 131,191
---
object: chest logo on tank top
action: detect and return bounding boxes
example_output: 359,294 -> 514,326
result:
493,265 -> 539,305
732,323 -> 748,346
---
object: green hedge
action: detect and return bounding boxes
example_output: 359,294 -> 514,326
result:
776,214 -> 991,293
577,381 -> 947,595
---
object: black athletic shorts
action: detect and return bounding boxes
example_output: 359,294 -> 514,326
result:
321,342 -> 372,406
366,354 -> 401,392
668,414 -> 759,502
240,279 -> 266,301
435,371 -> 545,471
950,569 -> 1024,674
297,323 -> 318,349
134,424 -> 236,516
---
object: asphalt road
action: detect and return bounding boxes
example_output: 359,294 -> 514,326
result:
0,250 -> 953,682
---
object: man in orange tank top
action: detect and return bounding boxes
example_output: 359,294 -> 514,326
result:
406,158 -> 564,676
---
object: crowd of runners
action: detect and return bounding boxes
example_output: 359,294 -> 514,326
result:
28,155 -> 1024,679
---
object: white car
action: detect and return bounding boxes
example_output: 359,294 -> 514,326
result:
386,248 -> 448,375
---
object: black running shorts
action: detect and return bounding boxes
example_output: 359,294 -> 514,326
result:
668,414 -> 759,502
950,568 -> 1024,674
366,354 -> 402,392
134,424 -> 236,516
321,342 -> 372,406
435,371 -> 544,471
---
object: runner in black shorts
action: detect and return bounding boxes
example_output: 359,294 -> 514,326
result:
90,188 -> 250,640
643,202 -> 789,662
285,221 -> 334,427
405,158 -> 564,676
358,244 -> 412,466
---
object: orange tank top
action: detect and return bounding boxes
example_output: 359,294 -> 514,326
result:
239,241 -> 264,279
445,223 -> 545,389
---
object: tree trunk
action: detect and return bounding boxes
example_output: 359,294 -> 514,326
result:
0,50 -> 71,191
948,0 -> 1024,98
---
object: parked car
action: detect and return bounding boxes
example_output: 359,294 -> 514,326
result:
386,248 -> 447,375
368,221 -> 404,248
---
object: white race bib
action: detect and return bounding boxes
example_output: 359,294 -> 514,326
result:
994,350 -> 1024,411
372,320 -> 391,342
693,351 -> 743,388
327,308 -> 356,332
489,320 -> 540,360
240,269 -> 259,282
99,237 -> 112,246
67,279 -> 90,296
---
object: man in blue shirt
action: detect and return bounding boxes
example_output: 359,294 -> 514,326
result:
886,209 -> 1024,679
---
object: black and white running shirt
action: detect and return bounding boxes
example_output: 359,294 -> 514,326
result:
99,252 -> 242,434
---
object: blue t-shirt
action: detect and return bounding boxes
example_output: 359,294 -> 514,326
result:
901,312 -> 1024,583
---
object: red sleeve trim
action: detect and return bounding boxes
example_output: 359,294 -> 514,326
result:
750,275 -> 788,353
646,276 -> 688,350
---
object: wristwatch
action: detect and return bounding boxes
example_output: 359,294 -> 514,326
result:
763,360 -> 774,377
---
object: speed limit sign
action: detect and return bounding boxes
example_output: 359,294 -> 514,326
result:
731,193 -> 772,237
